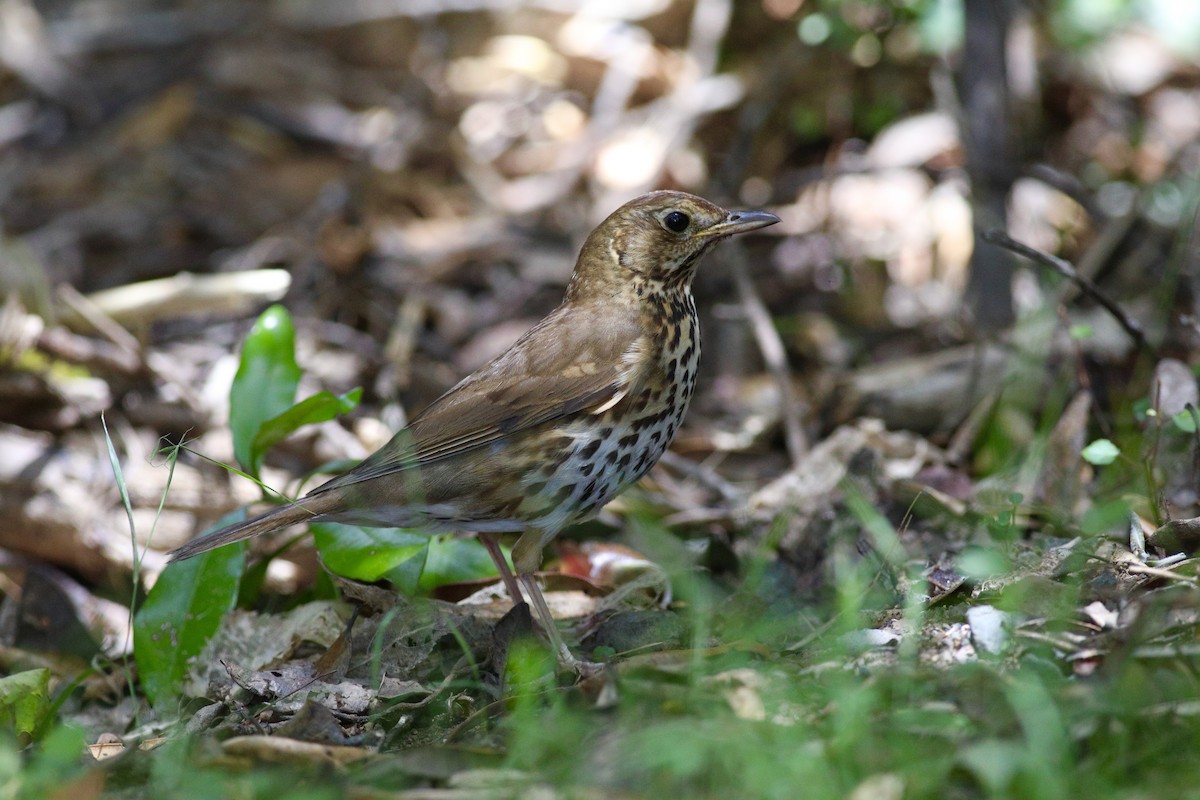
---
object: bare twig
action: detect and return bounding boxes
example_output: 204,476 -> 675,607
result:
982,229 -> 1155,357
59,268 -> 291,330
729,252 -> 807,465
57,284 -> 210,418
1025,163 -> 1105,221
705,34 -> 805,465
1126,563 -> 1199,584
657,449 -> 743,504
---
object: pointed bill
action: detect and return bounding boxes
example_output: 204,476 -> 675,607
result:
695,209 -> 780,239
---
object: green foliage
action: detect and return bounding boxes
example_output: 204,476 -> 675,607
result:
1172,409 -> 1198,433
475,555 -> 1200,800
136,303 -> 511,712
1052,0 -> 1200,56
134,305 -> 375,707
0,670 -> 51,743
1068,322 -> 1094,340
134,530 -> 244,707
313,527 -> 501,596
250,387 -> 363,479
144,736 -> 346,800
1081,438 -> 1120,465
229,304 -> 304,479
417,536 -> 504,594
311,522 -> 430,591
0,724 -> 89,799
799,0 -> 964,57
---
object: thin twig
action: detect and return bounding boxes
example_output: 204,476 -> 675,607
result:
982,229 -> 1155,357
657,450 -> 743,504
707,35 -> 806,465
58,283 -> 210,417
1024,164 -> 1105,221
1126,563 -> 1199,585
729,244 -> 808,464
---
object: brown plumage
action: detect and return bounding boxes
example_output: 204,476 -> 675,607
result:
170,190 -> 779,671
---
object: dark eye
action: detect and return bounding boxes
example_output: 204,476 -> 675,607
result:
663,211 -> 690,233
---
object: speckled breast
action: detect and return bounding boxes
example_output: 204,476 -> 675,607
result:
518,292 -> 701,535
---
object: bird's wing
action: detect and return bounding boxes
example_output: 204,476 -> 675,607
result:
312,303 -> 648,493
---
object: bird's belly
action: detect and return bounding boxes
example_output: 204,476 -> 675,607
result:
516,378 -> 696,532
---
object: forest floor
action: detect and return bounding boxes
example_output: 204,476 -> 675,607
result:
2,2 -> 1200,798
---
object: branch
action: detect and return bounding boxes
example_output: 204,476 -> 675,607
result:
981,229 -> 1155,357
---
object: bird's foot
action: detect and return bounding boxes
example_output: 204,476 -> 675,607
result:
552,642 -> 607,679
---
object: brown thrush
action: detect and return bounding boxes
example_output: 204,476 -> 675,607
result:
170,191 -> 779,672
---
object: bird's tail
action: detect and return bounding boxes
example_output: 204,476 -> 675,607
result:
168,492 -> 339,561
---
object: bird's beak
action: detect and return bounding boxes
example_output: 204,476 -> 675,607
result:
697,209 -> 781,239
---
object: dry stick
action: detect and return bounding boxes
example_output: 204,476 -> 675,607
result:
56,283 -> 141,354
1025,164 -> 1106,221
981,229 -> 1156,358
729,243 -> 808,464
710,44 -> 808,465
1126,563 -> 1200,584
658,449 -> 742,504
57,284 -> 210,417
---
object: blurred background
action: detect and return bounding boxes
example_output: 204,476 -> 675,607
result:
0,0 -> 1198,647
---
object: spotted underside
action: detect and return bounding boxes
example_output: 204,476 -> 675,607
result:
509,289 -> 699,564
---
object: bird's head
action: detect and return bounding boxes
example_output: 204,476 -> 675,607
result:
567,191 -> 779,301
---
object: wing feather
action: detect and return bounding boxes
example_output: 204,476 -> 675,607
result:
311,303 -> 646,495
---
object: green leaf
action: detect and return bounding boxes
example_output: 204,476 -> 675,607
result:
133,536 -> 244,708
312,522 -> 430,592
249,387 -> 362,473
383,546 -> 430,596
1172,409 -> 1198,433
417,536 -> 502,593
230,305 -> 302,478
0,670 -> 51,741
1081,438 -> 1120,465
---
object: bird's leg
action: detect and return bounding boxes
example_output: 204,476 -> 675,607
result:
483,534 -> 599,674
479,533 -> 523,604
518,572 -> 603,677
507,530 -> 605,675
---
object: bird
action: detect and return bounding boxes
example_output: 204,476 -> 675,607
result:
169,190 -> 779,673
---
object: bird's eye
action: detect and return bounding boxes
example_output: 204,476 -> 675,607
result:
663,211 -> 690,233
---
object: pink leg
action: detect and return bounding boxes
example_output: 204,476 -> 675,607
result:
479,533 -> 523,605
482,534 -> 603,676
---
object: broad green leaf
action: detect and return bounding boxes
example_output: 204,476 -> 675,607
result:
249,387 -> 363,472
417,536 -> 502,593
1081,438 -> 1120,465
230,305 -> 301,478
312,522 -> 430,592
133,537 -> 244,708
384,545 -> 430,596
0,669 -> 50,740
1172,410 -> 1198,433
